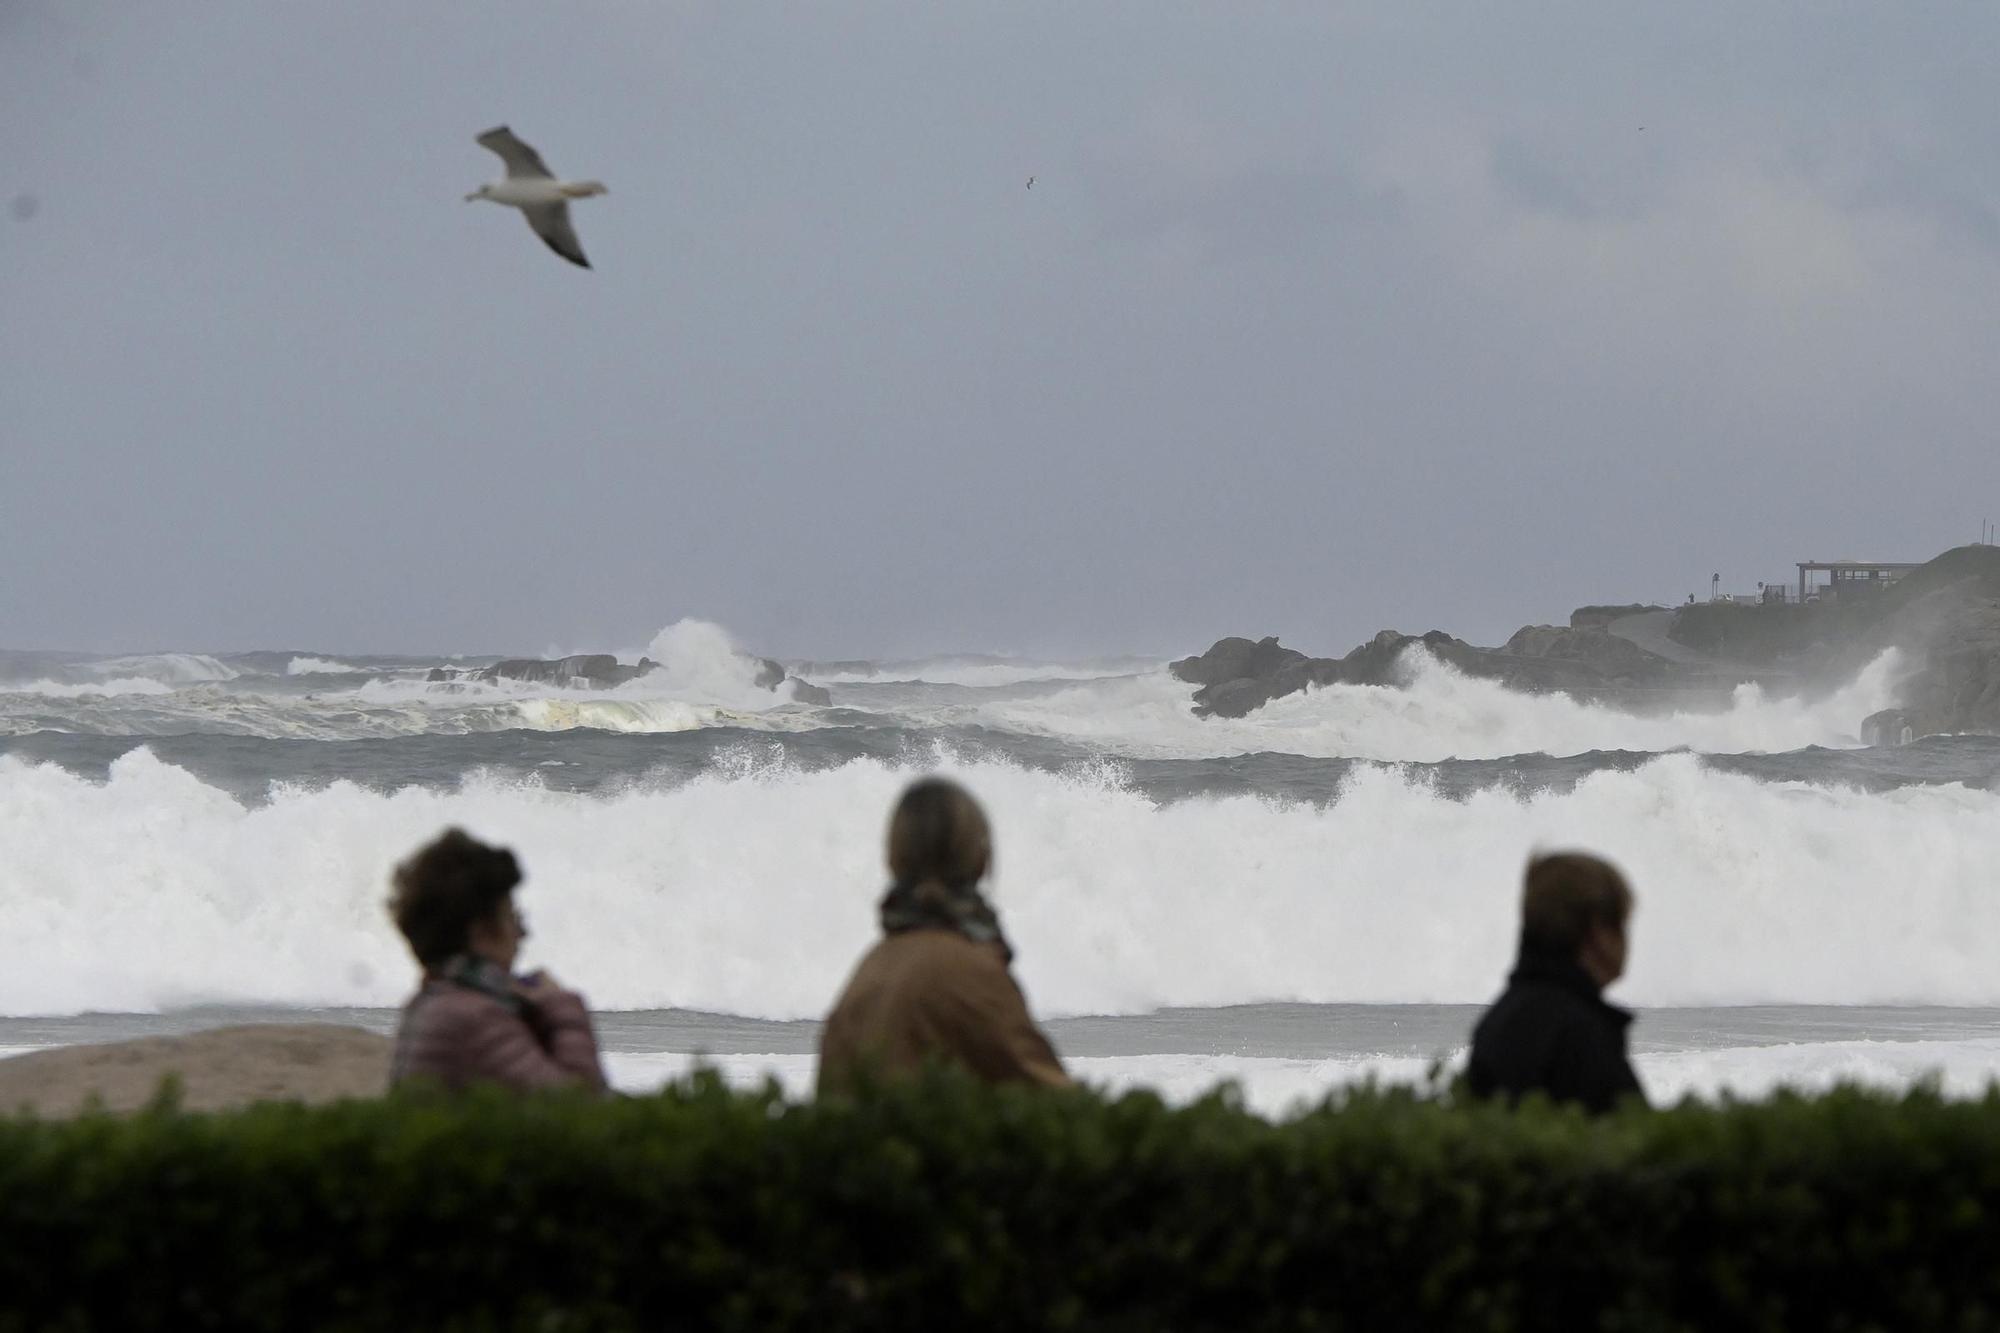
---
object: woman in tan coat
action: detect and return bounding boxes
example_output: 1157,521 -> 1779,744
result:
817,778 -> 1070,1095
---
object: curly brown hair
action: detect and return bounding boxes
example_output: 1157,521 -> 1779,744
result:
386,828 -> 521,969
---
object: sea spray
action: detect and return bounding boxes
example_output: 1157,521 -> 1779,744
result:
638,619 -> 788,709
0,744 -> 1993,1017
85,653 -> 239,684
5,678 -> 178,699
972,647 -> 1907,762
284,657 -> 366,676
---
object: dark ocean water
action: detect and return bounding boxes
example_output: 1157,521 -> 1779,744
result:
6,727 -> 2000,806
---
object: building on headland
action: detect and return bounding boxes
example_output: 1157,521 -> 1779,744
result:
1794,560 -> 1921,603
1702,559 -> 1919,607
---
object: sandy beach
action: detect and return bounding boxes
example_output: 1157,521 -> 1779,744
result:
0,1024 -> 390,1116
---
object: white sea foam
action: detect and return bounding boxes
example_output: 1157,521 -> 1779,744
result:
316,620 -> 801,732
969,648 -> 1904,762
504,698 -> 741,734
0,746 -> 1993,1017
86,653 -> 238,684
603,1039 -> 2000,1113
2,677 -> 178,698
637,619 -> 788,709
802,658 -> 1158,688
285,656 -> 364,676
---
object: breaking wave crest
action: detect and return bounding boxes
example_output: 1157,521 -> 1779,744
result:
0,745 -> 1990,1017
968,648 -> 1905,761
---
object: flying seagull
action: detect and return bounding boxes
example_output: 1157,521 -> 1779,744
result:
465,126 -> 606,269
1026,175 -> 1035,189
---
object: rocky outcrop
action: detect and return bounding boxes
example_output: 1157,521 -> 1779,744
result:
1169,636 -> 1308,688
1173,547 -> 2000,734
1863,567 -> 2000,737
1860,708 -> 1919,747
784,678 -> 833,706
479,654 -> 658,688
1170,625 -> 1677,719
1169,637 -> 1321,718
426,655 -> 656,688
1569,604 -> 1664,630
1499,625 -> 1675,683
426,653 -> 832,705
1765,545 -> 2000,740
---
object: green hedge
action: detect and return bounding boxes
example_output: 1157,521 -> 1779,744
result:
0,1074 -> 1997,1331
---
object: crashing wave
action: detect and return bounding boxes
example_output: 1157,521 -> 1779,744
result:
86,653 -> 239,684
0,746 -> 1993,1016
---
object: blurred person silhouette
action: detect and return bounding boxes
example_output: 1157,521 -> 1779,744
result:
818,778 -> 1069,1095
387,828 -> 606,1093
1465,851 -> 1645,1114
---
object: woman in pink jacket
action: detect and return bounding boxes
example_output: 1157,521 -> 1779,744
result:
386,828 -> 606,1093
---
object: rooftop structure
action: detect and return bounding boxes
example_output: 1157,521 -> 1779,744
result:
1796,561 -> 1921,602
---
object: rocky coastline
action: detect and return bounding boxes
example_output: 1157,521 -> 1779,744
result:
1172,545 -> 2000,739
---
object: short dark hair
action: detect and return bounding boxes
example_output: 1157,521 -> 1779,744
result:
887,778 -> 991,891
1520,852 -> 1632,957
387,828 -> 521,968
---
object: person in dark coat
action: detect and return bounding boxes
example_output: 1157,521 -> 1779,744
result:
1465,851 -> 1645,1114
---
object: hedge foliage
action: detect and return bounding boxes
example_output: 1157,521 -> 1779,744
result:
0,1074 -> 1997,1331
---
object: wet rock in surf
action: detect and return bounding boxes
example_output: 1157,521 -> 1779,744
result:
1169,636 -> 1307,688
1169,636 -> 1342,718
784,678 -> 832,706
426,655 -> 655,688
479,655 -> 652,689
1863,569 -> 2000,738
1171,625 -> 1675,719
425,653 -> 831,705
1175,545 -> 2000,727
1861,708 -> 1920,746
1172,631 -> 1488,718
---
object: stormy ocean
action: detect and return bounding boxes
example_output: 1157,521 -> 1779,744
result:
3,619 -> 1997,1115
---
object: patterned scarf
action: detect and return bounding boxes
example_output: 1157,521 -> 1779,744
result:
878,879 -> 1012,962
390,954 -> 525,1084
433,953 -> 525,1014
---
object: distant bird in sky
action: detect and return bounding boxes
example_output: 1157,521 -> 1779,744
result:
1026,175 -> 1035,189
465,126 -> 606,269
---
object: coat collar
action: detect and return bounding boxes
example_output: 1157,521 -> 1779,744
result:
427,953 -> 525,1014
1509,949 -> 1634,1029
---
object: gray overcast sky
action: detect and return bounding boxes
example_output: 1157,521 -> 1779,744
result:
4,2 -> 1998,660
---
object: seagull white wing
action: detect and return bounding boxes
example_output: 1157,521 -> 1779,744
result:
476,125 -> 555,180
522,201 -> 590,269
